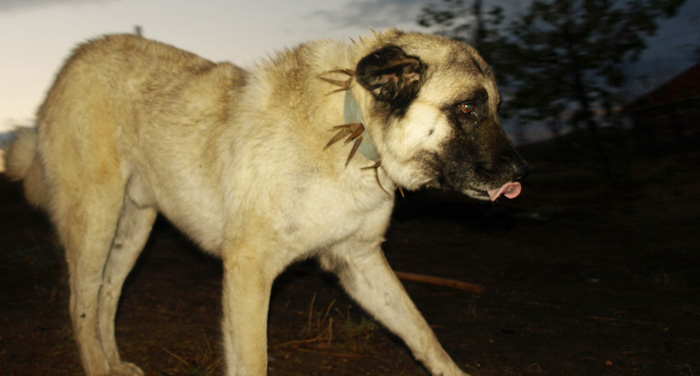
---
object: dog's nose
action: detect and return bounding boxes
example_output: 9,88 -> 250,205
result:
513,159 -> 529,182
497,150 -> 529,182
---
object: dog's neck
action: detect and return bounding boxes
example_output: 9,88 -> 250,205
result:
343,91 -> 379,162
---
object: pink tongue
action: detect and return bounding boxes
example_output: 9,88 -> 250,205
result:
488,182 -> 522,201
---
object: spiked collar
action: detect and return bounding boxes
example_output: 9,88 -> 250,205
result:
319,68 -> 400,196
320,69 -> 382,169
343,91 -> 380,162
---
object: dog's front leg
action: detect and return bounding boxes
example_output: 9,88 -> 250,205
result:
221,249 -> 273,376
321,245 -> 471,376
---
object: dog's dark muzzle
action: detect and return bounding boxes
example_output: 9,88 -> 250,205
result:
481,144 -> 529,200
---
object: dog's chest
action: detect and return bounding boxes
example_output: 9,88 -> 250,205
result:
273,178 -> 394,253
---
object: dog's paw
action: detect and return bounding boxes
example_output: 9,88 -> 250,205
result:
111,362 -> 144,376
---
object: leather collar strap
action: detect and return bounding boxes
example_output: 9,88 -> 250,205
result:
344,91 -> 380,162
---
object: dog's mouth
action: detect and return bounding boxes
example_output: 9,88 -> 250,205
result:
487,181 -> 522,201
464,181 -> 522,202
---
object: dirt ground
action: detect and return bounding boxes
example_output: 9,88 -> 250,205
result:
1,147 -> 699,376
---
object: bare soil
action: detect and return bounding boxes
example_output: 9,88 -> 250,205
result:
1,150 -> 699,376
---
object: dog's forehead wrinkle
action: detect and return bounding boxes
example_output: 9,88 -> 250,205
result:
419,74 -> 491,108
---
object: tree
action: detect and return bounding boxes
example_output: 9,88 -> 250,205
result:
418,0 -> 507,78
419,0 -> 686,178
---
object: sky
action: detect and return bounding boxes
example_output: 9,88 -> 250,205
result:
0,0 -> 429,132
1,0 -> 698,139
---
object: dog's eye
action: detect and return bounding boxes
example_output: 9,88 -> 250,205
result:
459,103 -> 475,114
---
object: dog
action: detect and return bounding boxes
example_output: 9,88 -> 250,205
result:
4,29 -> 528,376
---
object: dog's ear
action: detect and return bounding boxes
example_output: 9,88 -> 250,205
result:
356,45 -> 426,108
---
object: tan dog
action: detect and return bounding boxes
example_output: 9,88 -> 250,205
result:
5,29 -> 527,376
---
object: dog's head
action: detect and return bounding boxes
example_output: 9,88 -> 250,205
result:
354,31 -> 528,201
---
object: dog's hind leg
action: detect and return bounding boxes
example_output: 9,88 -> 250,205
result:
320,245 -> 470,376
98,193 -> 157,375
46,154 -> 146,375
53,181 -> 132,376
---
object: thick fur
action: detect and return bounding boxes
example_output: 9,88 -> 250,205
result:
4,128 -> 50,209
6,29 -> 527,376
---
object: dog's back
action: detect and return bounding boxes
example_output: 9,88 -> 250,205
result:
5,34 -> 249,226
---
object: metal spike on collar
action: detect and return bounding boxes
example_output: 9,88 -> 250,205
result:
319,69 -> 397,196
319,69 -> 379,165
324,122 -> 365,167
317,69 -> 355,95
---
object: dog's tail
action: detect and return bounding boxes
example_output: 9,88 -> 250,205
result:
3,127 -> 50,209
